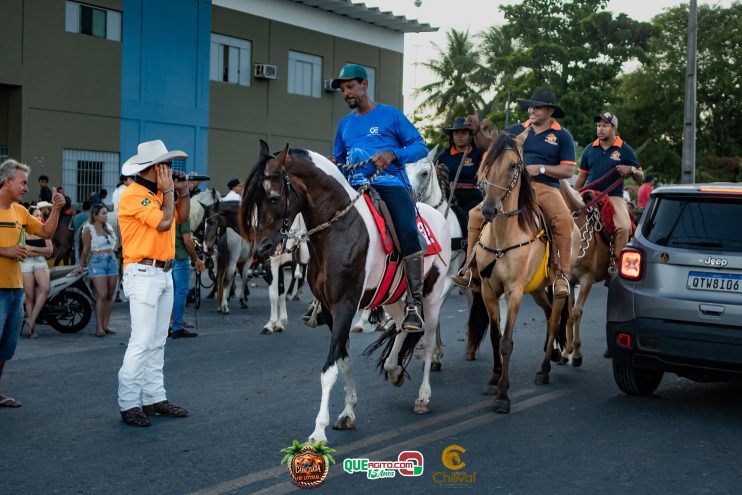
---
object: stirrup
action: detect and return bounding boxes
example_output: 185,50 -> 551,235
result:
402,305 -> 424,333
553,273 -> 570,298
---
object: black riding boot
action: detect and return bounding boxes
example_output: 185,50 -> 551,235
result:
401,251 -> 425,333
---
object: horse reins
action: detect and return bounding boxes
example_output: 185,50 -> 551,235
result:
578,169 -> 626,212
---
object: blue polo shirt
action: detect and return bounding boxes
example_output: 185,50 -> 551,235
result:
333,103 -> 428,188
506,120 -> 576,188
435,145 -> 484,185
579,137 -> 639,197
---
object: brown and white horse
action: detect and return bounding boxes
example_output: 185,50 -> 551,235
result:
241,142 -> 450,443
475,132 -> 576,413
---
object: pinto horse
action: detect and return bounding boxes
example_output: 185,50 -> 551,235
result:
475,132 -> 576,413
241,142 -> 450,443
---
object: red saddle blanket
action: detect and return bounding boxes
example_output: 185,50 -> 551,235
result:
584,191 -> 636,237
361,194 -> 441,309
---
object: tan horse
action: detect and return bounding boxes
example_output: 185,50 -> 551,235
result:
475,132 -> 577,413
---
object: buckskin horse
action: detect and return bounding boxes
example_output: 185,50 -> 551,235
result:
473,132 -> 576,413
241,141 -> 450,443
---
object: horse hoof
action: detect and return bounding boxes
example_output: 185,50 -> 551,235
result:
240,302 -> 247,309
572,357 -> 583,367
332,416 -> 356,430
260,328 -> 272,335
550,348 -> 561,362
465,352 -> 476,361
414,399 -> 431,414
482,384 -> 498,396
493,399 -> 510,414
557,356 -> 569,365
430,362 -> 442,372
350,326 -> 363,333
389,373 -> 405,387
534,373 -> 550,385
273,326 -> 283,333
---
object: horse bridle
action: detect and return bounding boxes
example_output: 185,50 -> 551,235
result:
479,146 -> 525,217
418,161 -> 445,209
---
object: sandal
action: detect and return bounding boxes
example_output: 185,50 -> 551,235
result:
104,328 -> 116,335
142,400 -> 188,417
120,407 -> 151,427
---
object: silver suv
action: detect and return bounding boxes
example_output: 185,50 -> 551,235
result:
607,183 -> 742,394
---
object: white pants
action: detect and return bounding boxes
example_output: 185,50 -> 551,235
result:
117,263 -> 174,411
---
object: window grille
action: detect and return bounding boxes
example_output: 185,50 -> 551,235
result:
62,149 -> 119,203
0,145 -> 8,163
210,34 -> 251,86
288,51 -> 321,98
65,1 -> 121,41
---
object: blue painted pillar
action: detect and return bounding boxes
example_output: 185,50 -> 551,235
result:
120,0 -> 211,178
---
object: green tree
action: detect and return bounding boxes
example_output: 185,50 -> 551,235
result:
494,0 -> 653,146
414,29 -> 484,135
616,3 -> 742,182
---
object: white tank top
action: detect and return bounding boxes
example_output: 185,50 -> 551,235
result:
84,223 -> 117,252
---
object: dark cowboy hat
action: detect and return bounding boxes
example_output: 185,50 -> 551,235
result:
442,116 -> 470,135
517,88 -> 565,118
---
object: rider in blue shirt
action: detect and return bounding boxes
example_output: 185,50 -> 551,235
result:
331,64 -> 428,333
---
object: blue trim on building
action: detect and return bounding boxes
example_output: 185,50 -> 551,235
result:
120,0 -> 211,179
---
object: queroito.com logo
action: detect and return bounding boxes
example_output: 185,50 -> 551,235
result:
343,451 -> 424,479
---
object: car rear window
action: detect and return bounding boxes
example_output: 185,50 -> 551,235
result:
643,196 -> 742,252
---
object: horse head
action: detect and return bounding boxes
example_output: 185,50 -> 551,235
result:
406,144 -> 440,204
241,140 -> 300,260
478,131 -> 538,233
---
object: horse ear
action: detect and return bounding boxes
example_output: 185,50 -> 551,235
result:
259,140 -> 270,158
427,144 -> 439,161
515,129 -> 528,148
198,200 -> 207,209
275,143 -> 289,168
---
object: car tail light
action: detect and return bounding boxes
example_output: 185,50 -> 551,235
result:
617,332 -> 632,349
619,249 -> 642,280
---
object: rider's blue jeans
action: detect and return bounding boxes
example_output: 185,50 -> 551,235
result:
373,185 -> 422,257
170,258 -> 190,331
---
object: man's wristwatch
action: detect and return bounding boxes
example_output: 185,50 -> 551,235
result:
630,166 -> 637,175
539,165 -> 546,175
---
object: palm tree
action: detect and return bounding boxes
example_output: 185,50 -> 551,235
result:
414,29 -> 484,127
280,440 -> 304,466
312,441 -> 336,465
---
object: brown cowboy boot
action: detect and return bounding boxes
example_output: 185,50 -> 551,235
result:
401,251 -> 425,333
553,236 -> 572,298
452,207 -> 483,290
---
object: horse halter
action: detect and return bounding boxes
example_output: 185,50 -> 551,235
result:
479,147 -> 524,217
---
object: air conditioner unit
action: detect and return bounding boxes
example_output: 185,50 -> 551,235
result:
323,80 -> 339,92
254,63 -> 277,80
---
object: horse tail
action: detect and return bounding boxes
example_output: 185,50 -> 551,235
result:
465,291 -> 489,358
363,325 -> 423,379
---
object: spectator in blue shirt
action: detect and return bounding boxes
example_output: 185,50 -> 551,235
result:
574,112 -> 643,267
330,63 -> 428,333
454,89 -> 576,297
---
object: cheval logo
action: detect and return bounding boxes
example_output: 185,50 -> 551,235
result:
368,126 -> 380,135
610,150 -> 621,161
281,440 -> 335,489
545,133 -> 558,145
701,256 -> 728,268
343,451 -> 424,479
433,444 -> 477,485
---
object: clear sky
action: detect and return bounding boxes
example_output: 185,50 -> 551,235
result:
358,0 -> 733,113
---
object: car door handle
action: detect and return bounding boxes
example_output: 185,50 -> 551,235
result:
699,304 -> 725,318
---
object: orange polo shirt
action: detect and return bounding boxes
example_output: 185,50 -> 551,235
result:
0,203 -> 44,288
118,181 -> 179,267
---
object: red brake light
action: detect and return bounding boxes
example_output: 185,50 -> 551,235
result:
617,332 -> 632,349
619,250 -> 642,280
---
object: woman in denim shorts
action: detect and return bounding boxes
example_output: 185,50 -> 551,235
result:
76,204 -> 118,337
21,206 -> 53,338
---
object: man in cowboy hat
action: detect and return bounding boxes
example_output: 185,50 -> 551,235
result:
223,178 -> 243,202
575,111 -> 643,267
454,88 -> 577,297
116,139 -> 193,427
435,116 -> 485,213
330,63 -> 429,332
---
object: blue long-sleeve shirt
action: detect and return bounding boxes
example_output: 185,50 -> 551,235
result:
333,103 -> 428,188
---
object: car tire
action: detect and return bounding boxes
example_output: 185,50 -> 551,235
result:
612,358 -> 663,395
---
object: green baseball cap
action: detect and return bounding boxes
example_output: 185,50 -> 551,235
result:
331,64 -> 368,89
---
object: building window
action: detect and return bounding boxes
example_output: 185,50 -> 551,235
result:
65,1 -> 122,41
62,149 -> 119,203
288,51 -> 321,98
0,145 -> 8,163
210,34 -> 251,86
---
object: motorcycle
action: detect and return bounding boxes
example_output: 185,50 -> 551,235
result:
37,266 -> 96,333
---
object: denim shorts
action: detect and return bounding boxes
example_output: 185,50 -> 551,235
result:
0,288 -> 24,361
89,253 -> 119,278
21,256 -> 49,273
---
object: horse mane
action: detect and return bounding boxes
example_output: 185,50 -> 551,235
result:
478,132 -> 539,234
240,152 -> 272,243
436,164 -> 453,205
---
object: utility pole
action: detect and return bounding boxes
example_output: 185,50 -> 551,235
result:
504,91 -> 512,128
680,0 -> 697,184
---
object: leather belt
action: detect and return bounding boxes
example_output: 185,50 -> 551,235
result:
137,258 -> 173,271
455,183 -> 478,189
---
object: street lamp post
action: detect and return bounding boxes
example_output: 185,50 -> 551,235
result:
680,0 -> 697,184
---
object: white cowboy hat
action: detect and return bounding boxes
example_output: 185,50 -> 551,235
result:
121,140 -> 188,176
36,201 -> 53,209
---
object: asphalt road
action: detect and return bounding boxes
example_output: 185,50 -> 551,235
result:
2,280 -> 741,494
